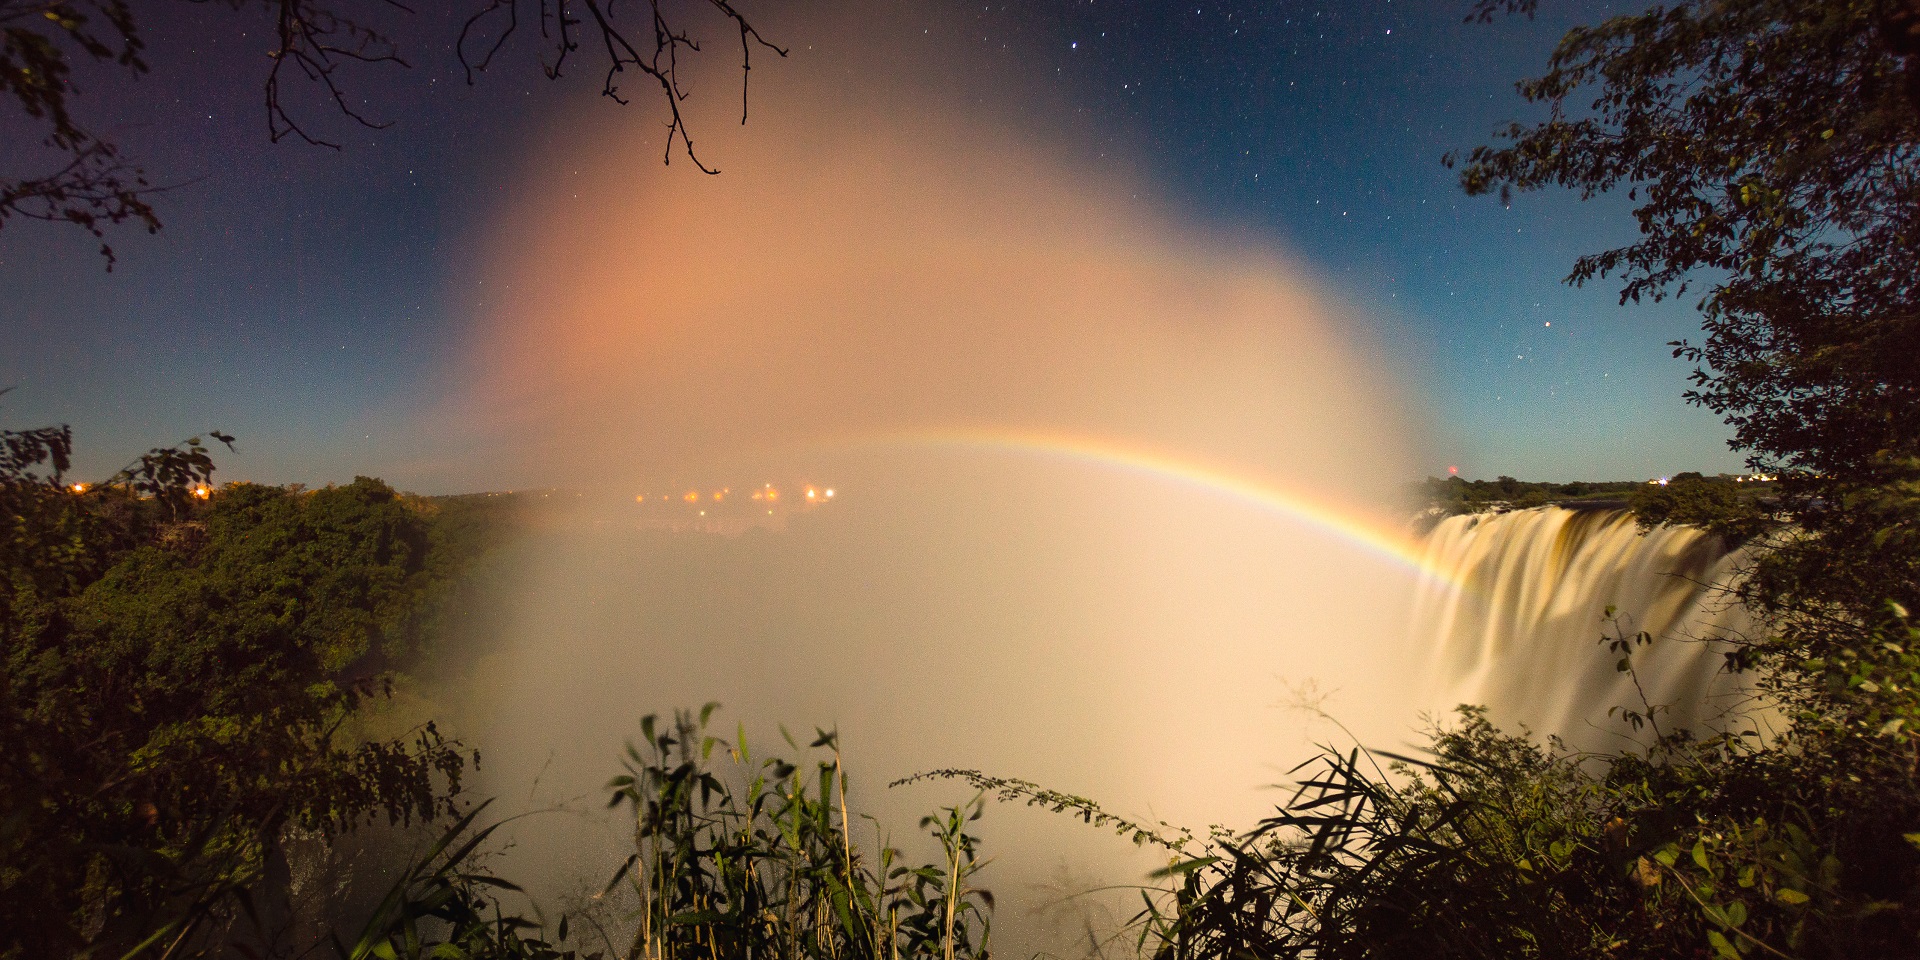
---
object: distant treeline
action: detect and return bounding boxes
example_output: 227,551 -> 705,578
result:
1422,471 -> 1778,524
1421,475 -> 1648,513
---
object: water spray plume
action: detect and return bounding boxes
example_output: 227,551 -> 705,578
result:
437,13 -> 1433,955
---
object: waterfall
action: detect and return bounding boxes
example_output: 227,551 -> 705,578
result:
1413,506 -> 1759,744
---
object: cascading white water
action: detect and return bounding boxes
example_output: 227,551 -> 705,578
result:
1413,506 -> 1760,745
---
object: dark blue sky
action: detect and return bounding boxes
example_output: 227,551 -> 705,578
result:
0,0 -> 1741,488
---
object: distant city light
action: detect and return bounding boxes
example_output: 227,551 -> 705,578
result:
191,485 -> 211,499
684,491 -> 699,503
69,482 -> 87,494
825,489 -> 834,498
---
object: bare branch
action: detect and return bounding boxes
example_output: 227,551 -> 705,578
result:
456,0 -> 785,173
4,0 -> 783,264
263,0 -> 411,148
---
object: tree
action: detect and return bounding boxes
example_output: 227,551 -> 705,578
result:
1095,6 -> 1920,958
1448,0 -> 1919,487
0,0 -> 783,267
0,428 -> 483,958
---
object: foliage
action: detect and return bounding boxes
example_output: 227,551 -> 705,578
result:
1110,678 -> 1920,960
1420,475 -> 1652,516
0,426 -> 494,959
1444,0 -> 1920,666
1046,4 -> 1920,958
0,0 -> 783,266
0,0 -> 154,268
331,801 -> 594,960
602,705 -> 995,960
1628,473 -> 1774,544
1449,0 -> 1920,485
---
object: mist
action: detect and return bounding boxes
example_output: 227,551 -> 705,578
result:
428,10 -> 1438,954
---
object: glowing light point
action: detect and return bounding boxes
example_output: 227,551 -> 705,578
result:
684,491 -> 699,503
825,489 -> 834,498
69,482 -> 88,494
1446,466 -> 1458,476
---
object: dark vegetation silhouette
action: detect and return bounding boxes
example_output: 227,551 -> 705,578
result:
0,0 -> 783,267
6,0 -> 1920,957
1095,2 -> 1920,957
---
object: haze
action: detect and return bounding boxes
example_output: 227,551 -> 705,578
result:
435,23 -> 1437,955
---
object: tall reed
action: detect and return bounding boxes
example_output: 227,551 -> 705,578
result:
605,705 -> 994,960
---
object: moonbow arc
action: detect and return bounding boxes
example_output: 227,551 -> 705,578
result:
856,428 -> 1466,591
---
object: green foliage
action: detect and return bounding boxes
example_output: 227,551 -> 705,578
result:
1079,666 -> 1920,960
0,427 -> 488,959
332,801 -> 593,960
1164,3 -> 1920,954
1449,0 -> 1920,484
891,769 -> 1196,853
1420,475 -> 1648,516
603,706 -> 995,960
1629,474 -> 1773,544
1444,0 -> 1920,729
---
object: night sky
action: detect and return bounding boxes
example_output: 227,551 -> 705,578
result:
0,0 -> 1742,489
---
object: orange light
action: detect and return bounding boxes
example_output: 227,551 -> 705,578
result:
69,482 -> 88,494
751,490 -> 764,501
635,494 -> 646,502
191,485 -> 211,500
805,488 -> 817,499
712,490 -> 725,502
684,491 -> 699,503
765,488 -> 779,502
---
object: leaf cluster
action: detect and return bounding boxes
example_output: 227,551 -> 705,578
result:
602,705 -> 996,960
1628,472 -> 1775,545
1448,0 -> 1920,483
0,429 -> 491,959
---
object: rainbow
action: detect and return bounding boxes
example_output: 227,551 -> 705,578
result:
863,428 -> 1463,589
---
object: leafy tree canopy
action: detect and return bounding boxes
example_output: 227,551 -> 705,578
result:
0,427 -> 501,959
1451,0 -> 1920,484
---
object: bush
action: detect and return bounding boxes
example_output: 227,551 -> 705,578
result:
0,430 -> 476,959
